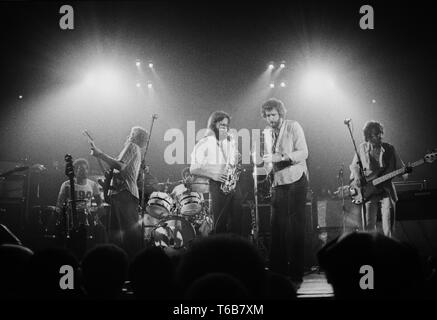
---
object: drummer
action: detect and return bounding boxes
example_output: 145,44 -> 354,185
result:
171,167 -> 204,202
56,158 -> 102,212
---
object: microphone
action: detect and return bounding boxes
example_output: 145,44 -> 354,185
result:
344,118 -> 352,125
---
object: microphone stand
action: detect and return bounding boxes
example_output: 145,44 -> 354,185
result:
345,120 -> 367,231
251,147 -> 260,246
140,114 -> 158,248
337,164 -> 346,233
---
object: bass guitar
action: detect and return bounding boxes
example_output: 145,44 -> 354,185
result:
335,151 -> 437,204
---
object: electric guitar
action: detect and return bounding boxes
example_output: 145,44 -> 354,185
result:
335,151 -> 437,204
82,130 -> 114,203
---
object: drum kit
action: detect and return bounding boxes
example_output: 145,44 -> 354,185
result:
143,180 -> 213,250
31,200 -> 107,243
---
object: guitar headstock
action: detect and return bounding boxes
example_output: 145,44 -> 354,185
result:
64,154 -> 75,179
82,129 -> 93,141
424,151 -> 437,164
152,114 -> 158,120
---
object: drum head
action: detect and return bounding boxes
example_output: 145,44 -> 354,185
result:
152,216 -> 195,249
146,192 -> 174,219
178,192 -> 202,216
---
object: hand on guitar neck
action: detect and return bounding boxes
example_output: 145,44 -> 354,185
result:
82,130 -> 115,203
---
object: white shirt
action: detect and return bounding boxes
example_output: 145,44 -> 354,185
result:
190,134 -> 239,173
263,119 -> 309,187
57,179 -> 101,209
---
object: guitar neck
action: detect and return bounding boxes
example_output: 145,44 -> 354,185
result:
96,158 -> 107,175
83,131 -> 108,175
372,159 -> 424,186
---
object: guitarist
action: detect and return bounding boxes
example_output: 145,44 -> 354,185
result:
258,98 -> 309,286
89,126 -> 148,259
349,121 -> 411,237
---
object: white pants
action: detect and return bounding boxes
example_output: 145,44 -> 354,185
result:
364,196 -> 393,237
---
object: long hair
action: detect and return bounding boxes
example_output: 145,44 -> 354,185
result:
363,121 -> 383,142
127,126 -> 149,148
206,111 -> 231,140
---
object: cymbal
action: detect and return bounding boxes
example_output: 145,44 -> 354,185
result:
156,180 -> 183,186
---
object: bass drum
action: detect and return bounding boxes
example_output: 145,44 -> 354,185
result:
146,192 -> 174,219
152,216 -> 195,249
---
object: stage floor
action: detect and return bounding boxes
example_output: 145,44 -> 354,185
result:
297,271 -> 334,299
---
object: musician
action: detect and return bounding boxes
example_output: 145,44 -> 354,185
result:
56,158 -> 102,211
90,126 -> 148,259
258,98 -> 309,284
171,167 -> 196,198
190,111 -> 245,236
349,121 -> 410,237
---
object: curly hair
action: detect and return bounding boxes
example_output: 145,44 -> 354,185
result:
128,126 -> 149,148
363,121 -> 384,142
206,111 -> 231,140
260,98 -> 286,119
73,158 -> 89,170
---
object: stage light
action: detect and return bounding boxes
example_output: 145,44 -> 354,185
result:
269,83 -> 275,88
301,69 -> 335,95
148,62 -> 154,69
136,59 -> 141,67
268,62 -> 274,69
280,82 -> 286,88
18,95 -> 23,99
280,61 -> 286,68
83,67 -> 121,94
372,99 -> 376,104
147,82 -> 153,89
136,82 -> 141,88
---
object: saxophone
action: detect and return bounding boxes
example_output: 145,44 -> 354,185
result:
220,135 -> 242,194
220,162 -> 242,194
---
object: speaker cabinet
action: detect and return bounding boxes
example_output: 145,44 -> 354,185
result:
0,199 -> 25,238
396,189 -> 436,221
394,220 -> 437,258
316,199 -> 362,229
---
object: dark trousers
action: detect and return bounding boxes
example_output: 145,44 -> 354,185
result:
109,190 -> 142,259
269,174 -> 308,281
209,180 -> 247,236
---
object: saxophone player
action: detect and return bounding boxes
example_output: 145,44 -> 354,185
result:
190,111 -> 246,236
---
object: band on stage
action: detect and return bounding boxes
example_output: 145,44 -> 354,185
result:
25,97 -> 416,279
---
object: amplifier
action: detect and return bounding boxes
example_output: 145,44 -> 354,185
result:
393,180 -> 427,193
316,199 -> 362,229
396,189 -> 436,221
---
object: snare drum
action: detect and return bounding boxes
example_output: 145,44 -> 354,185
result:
177,192 -> 203,216
146,192 -> 174,219
191,175 -> 209,193
152,216 -> 196,249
